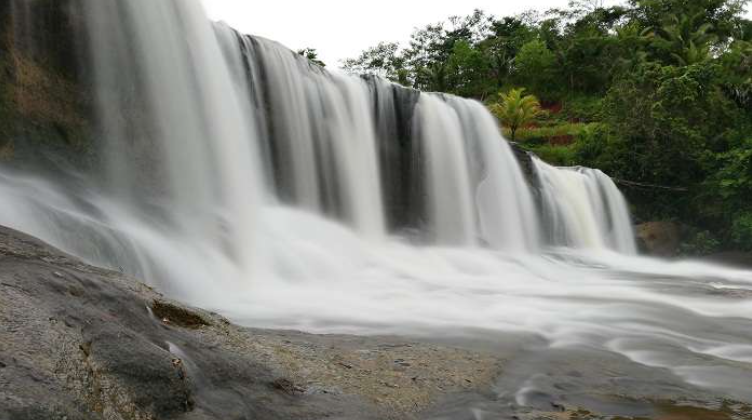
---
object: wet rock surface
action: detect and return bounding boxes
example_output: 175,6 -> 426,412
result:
0,226 -> 502,420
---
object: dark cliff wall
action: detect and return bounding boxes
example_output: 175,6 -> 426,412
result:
0,0 -> 94,173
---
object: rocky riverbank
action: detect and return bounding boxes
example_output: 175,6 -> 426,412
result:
0,226 -> 503,420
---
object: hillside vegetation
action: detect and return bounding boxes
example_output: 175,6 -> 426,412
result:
343,0 -> 752,254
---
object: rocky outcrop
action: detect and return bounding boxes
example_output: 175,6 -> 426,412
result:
0,226 -> 502,420
636,221 -> 680,257
509,142 -> 540,191
0,0 -> 94,171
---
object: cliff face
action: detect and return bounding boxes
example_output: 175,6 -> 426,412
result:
0,0 -> 93,172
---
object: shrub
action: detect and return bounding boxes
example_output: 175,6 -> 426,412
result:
679,229 -> 722,256
731,212 -> 752,251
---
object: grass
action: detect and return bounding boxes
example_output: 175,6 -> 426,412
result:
497,93 -> 608,167
502,105 -> 607,167
523,143 -> 580,166
506,122 -> 604,167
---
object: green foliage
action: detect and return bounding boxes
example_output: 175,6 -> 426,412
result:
602,62 -> 741,183
560,96 -> 604,122
342,42 -> 408,84
489,88 -> 542,141
514,122 -> 599,144
701,136 -> 752,248
647,12 -> 717,65
718,39 -> 752,109
708,137 -> 752,207
629,0 -> 747,40
444,40 -> 492,97
679,230 -> 722,255
514,40 -> 557,96
731,213 -> 752,251
296,48 -> 326,68
525,144 -> 579,166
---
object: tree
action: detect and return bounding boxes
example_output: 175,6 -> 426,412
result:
569,0 -> 606,13
719,38 -> 752,109
444,40 -> 492,97
514,39 -> 557,97
648,12 -> 717,65
629,0 -> 747,40
489,88 -> 542,141
481,17 -> 537,90
296,48 -> 326,68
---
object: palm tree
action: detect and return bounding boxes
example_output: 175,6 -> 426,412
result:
489,88 -> 541,141
648,12 -> 717,66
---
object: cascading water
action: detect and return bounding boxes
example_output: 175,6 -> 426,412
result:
1,0 -> 751,409
534,158 -> 637,254
450,97 -> 540,252
216,28 -> 387,239
414,94 -> 478,245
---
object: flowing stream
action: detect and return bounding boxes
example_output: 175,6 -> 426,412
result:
1,0 -> 751,414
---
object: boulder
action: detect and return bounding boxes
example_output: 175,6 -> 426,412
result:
636,221 -> 680,257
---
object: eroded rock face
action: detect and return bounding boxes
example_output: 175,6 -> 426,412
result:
508,142 -> 538,189
636,221 -> 680,257
0,226 -> 502,420
0,0 -> 93,170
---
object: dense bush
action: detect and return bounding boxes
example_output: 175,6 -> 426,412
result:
679,230 -> 722,256
731,213 -> 752,251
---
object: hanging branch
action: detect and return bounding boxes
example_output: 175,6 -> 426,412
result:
614,179 -> 689,192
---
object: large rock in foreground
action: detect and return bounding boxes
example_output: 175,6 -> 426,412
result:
0,226 -> 502,420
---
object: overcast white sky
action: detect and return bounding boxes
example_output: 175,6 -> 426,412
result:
201,0 -> 751,68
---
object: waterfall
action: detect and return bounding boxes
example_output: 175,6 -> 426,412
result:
0,0 -> 642,283
0,0 -> 647,310
449,97 -> 540,252
414,94 -> 478,245
84,0 -> 263,272
534,158 -> 637,254
211,26 -> 559,250
215,28 -> 388,239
